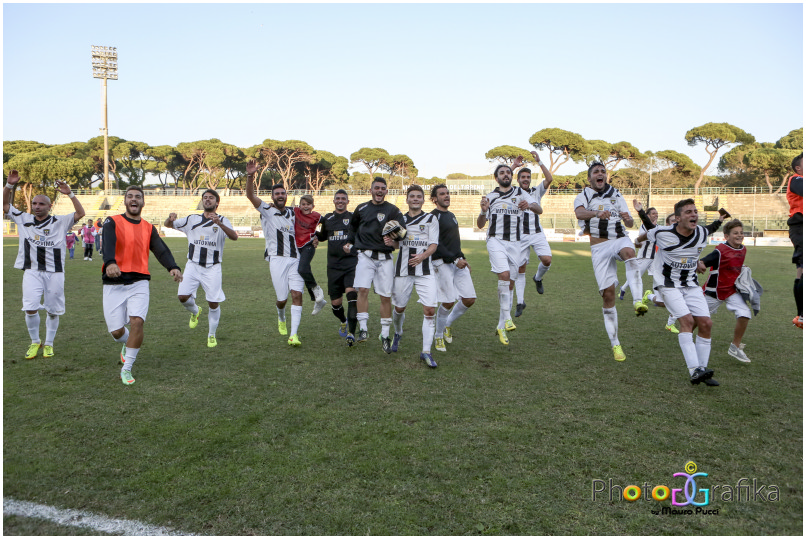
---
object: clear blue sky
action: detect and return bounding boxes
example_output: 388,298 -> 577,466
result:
3,2 -> 803,180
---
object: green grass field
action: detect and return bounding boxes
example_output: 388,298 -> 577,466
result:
3,237 -> 802,535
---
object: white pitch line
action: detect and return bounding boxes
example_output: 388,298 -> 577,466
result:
3,498 -> 193,536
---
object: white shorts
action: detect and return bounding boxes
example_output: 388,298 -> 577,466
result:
590,236 -> 634,294
354,251 -> 395,297
661,286 -> 710,320
269,256 -> 303,301
433,260 -> 477,304
178,261 -> 226,303
706,292 -> 751,319
103,280 -> 150,332
21,270 -> 66,315
520,232 -> 552,266
487,237 -> 520,277
392,274 -> 438,308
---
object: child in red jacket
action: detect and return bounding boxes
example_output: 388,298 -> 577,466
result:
295,195 -> 327,315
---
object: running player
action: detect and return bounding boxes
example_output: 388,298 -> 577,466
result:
388,185 -> 440,367
512,151 -> 554,317
316,189 -> 359,344
573,162 -> 647,362
344,177 -> 405,351
164,189 -> 238,348
430,184 -> 476,351
477,163 -> 541,345
637,198 -> 725,385
4,170 -> 86,359
102,185 -> 182,385
245,159 -> 305,346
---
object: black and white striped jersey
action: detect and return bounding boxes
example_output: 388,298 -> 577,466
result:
258,204 -> 297,259
522,184 -> 547,235
636,224 -> 657,260
574,185 -> 631,239
647,224 -> 711,288
7,206 -> 76,272
173,214 -> 233,267
394,212 -> 439,277
484,187 -> 536,242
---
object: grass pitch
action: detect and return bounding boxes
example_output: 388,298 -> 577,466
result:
3,237 -> 802,535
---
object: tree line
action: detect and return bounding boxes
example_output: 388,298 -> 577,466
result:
3,122 -> 802,212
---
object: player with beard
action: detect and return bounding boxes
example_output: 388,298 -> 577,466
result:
102,185 -> 182,385
246,159 -> 305,346
164,189 -> 238,348
4,170 -> 86,360
573,162 -> 647,362
477,163 -> 541,345
430,184 -> 476,352
344,177 -> 405,352
511,152 -> 554,318
316,189 -> 359,344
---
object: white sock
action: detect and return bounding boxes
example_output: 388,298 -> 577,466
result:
678,332 -> 700,374
393,309 -> 405,335
620,281 -> 629,295
602,307 -> 619,346
26,312 -> 41,343
422,315 -> 435,353
380,317 -> 392,338
357,312 -> 369,332
498,281 -> 511,330
695,336 -> 712,368
515,272 -> 526,304
113,327 -> 130,343
446,301 -> 469,328
435,305 -> 451,337
624,258 -> 644,303
290,305 -> 302,336
277,306 -> 286,322
122,347 -> 140,371
181,296 -> 199,315
208,306 -> 221,337
508,284 -> 513,312
535,262 -> 550,282
667,315 -> 676,326
647,293 -> 657,305
44,314 -> 59,346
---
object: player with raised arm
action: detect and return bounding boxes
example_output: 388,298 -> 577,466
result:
344,177 -> 405,352
477,163 -> 541,345
316,189 -> 359,344
430,184 -> 476,351
512,151 -> 554,318
637,198 -> 726,385
164,189 -> 238,348
246,159 -> 305,346
388,185 -> 440,367
102,185 -> 182,385
573,162 -> 647,362
4,170 -> 86,359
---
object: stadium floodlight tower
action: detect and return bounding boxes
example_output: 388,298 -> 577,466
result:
91,45 -> 118,193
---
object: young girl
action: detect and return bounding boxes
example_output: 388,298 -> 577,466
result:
294,195 -> 327,315
81,219 -> 96,260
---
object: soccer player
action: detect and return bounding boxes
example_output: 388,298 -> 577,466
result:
164,189 -> 238,348
430,184 -> 476,351
387,185 -> 440,367
316,189 -> 359,343
637,198 -> 725,386
294,195 -> 328,316
245,159 -> 305,346
4,170 -> 86,359
102,185 -> 182,385
573,162 -> 647,362
699,219 -> 752,362
477,163 -> 541,345
786,153 -> 803,328
344,177 -> 405,351
512,151 -> 554,317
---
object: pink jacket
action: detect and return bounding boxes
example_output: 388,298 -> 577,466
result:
81,225 -> 95,243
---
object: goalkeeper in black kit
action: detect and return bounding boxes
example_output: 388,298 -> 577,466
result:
343,177 -> 405,351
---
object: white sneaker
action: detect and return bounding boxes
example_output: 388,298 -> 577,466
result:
727,343 -> 750,363
312,298 -> 327,315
